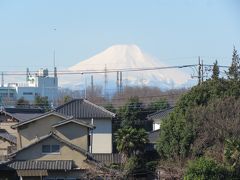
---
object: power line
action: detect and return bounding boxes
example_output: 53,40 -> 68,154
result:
0,64 -> 197,76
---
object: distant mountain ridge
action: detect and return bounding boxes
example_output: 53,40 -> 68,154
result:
61,45 -> 191,90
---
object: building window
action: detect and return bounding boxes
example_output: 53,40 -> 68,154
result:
42,145 -> 51,153
23,92 -> 33,95
51,145 -> 60,153
42,145 -> 60,154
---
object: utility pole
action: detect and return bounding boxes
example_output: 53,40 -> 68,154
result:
201,59 -> 204,83
116,71 -> 119,93
91,75 -> 94,95
192,56 -> 204,85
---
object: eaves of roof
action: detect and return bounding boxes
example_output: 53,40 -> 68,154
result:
0,110 -> 19,122
147,107 -> 174,120
52,118 -> 95,129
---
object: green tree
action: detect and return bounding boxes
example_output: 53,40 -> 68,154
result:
115,127 -> 148,163
224,138 -> 240,172
104,103 -> 116,113
157,78 -> 240,160
34,96 -> 49,110
212,60 -> 220,80
117,96 -> 146,128
184,157 -> 227,180
148,98 -> 169,112
16,97 -> 29,107
227,47 -> 240,80
63,95 -> 72,103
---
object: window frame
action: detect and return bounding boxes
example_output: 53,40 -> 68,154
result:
42,144 -> 60,154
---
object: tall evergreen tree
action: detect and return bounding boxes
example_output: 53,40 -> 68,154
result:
212,60 -> 219,80
227,47 -> 240,80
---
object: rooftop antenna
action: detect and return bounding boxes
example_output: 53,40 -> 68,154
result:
26,68 -> 29,82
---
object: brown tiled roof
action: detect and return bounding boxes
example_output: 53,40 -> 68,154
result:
55,99 -> 115,119
6,160 -> 72,170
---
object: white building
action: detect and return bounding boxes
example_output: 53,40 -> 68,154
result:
16,68 -> 58,103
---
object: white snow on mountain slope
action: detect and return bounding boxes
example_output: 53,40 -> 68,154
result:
61,45 -> 191,89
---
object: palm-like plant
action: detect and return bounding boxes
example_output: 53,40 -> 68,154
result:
224,138 -> 240,169
115,127 -> 148,163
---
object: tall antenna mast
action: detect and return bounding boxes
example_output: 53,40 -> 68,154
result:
116,71 -> 119,93
1,72 -> 4,87
104,64 -> 108,97
53,50 -> 56,68
91,75 -> 94,94
120,71 -> 123,93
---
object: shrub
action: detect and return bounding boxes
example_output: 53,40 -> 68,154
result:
184,157 -> 227,180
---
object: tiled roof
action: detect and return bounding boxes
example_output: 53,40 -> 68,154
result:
55,99 -> 115,119
7,160 -> 72,170
147,107 -> 174,120
0,108 -> 44,123
0,129 -> 16,144
11,113 -> 44,122
148,129 -> 160,144
11,111 -> 70,129
4,107 -> 44,114
52,118 -> 95,129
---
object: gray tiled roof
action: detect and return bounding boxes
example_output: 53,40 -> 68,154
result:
148,129 -> 160,144
55,99 -> 115,119
7,160 -> 72,170
147,107 -> 174,120
11,113 -> 44,122
0,109 -> 44,123
11,111 -> 70,129
0,129 -> 16,144
52,118 -> 95,129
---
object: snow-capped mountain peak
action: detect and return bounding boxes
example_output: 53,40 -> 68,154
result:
62,44 -> 191,89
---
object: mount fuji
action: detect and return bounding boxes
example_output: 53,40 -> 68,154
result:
60,45 -> 191,90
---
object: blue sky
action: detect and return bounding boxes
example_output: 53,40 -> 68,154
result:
0,0 -> 239,72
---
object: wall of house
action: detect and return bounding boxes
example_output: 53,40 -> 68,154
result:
18,115 -> 65,149
0,139 -> 12,156
85,118 -> 112,153
54,122 -> 89,151
0,122 -> 18,136
14,136 -> 90,169
153,122 -> 160,131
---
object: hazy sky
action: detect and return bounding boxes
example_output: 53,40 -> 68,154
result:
0,0 -> 239,72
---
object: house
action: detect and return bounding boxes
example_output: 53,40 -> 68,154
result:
0,111 -> 97,179
0,108 -> 44,157
0,129 -> 16,159
147,107 -> 174,150
147,107 -> 174,131
55,99 -> 115,154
